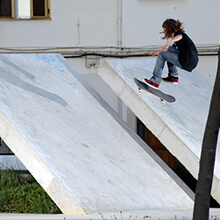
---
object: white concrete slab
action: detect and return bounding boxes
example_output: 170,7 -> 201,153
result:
0,54 -> 194,214
97,58 -> 220,203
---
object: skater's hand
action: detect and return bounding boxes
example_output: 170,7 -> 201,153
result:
150,50 -> 159,56
150,47 -> 167,56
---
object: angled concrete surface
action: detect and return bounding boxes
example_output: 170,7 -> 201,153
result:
97,58 -> 220,204
0,54 -> 194,214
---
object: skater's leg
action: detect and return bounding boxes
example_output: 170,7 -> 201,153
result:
167,62 -> 178,77
152,47 -> 182,84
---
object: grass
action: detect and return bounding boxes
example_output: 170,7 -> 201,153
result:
1,168 -> 220,219
0,168 -> 61,214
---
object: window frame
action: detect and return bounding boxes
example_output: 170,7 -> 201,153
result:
30,0 -> 50,19
11,0 -> 15,18
0,0 -> 50,19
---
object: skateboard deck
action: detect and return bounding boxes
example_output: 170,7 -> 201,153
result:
134,78 -> 176,104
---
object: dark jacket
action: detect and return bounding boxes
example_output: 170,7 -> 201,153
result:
173,31 -> 199,72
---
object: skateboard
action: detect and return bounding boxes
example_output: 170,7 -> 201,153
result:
133,78 -> 176,104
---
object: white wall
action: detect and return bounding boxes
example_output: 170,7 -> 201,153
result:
0,0 -> 219,47
0,0 -> 118,47
122,0 -> 220,46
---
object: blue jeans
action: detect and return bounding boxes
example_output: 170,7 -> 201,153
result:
152,46 -> 182,85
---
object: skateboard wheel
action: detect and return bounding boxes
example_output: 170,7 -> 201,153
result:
138,88 -> 141,93
160,99 -> 165,104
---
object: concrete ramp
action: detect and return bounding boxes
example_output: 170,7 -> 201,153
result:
0,54 -> 194,214
97,58 -> 220,204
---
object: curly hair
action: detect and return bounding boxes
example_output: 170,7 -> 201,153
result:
161,19 -> 185,39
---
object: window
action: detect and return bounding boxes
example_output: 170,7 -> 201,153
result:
31,0 -> 50,18
0,0 -> 12,17
0,0 -> 50,19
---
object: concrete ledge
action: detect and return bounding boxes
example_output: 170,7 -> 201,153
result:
97,58 -> 220,203
0,54 -> 194,214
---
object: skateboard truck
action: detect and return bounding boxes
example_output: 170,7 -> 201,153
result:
138,86 -> 165,104
160,99 -> 165,104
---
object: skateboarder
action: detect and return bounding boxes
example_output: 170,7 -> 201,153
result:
143,19 -> 199,89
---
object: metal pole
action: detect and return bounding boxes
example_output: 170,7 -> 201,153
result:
118,0 -> 123,118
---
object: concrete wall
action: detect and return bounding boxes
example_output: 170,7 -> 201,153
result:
0,0 -> 219,47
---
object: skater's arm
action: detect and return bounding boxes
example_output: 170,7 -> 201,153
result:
164,34 -> 183,50
150,34 -> 182,56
